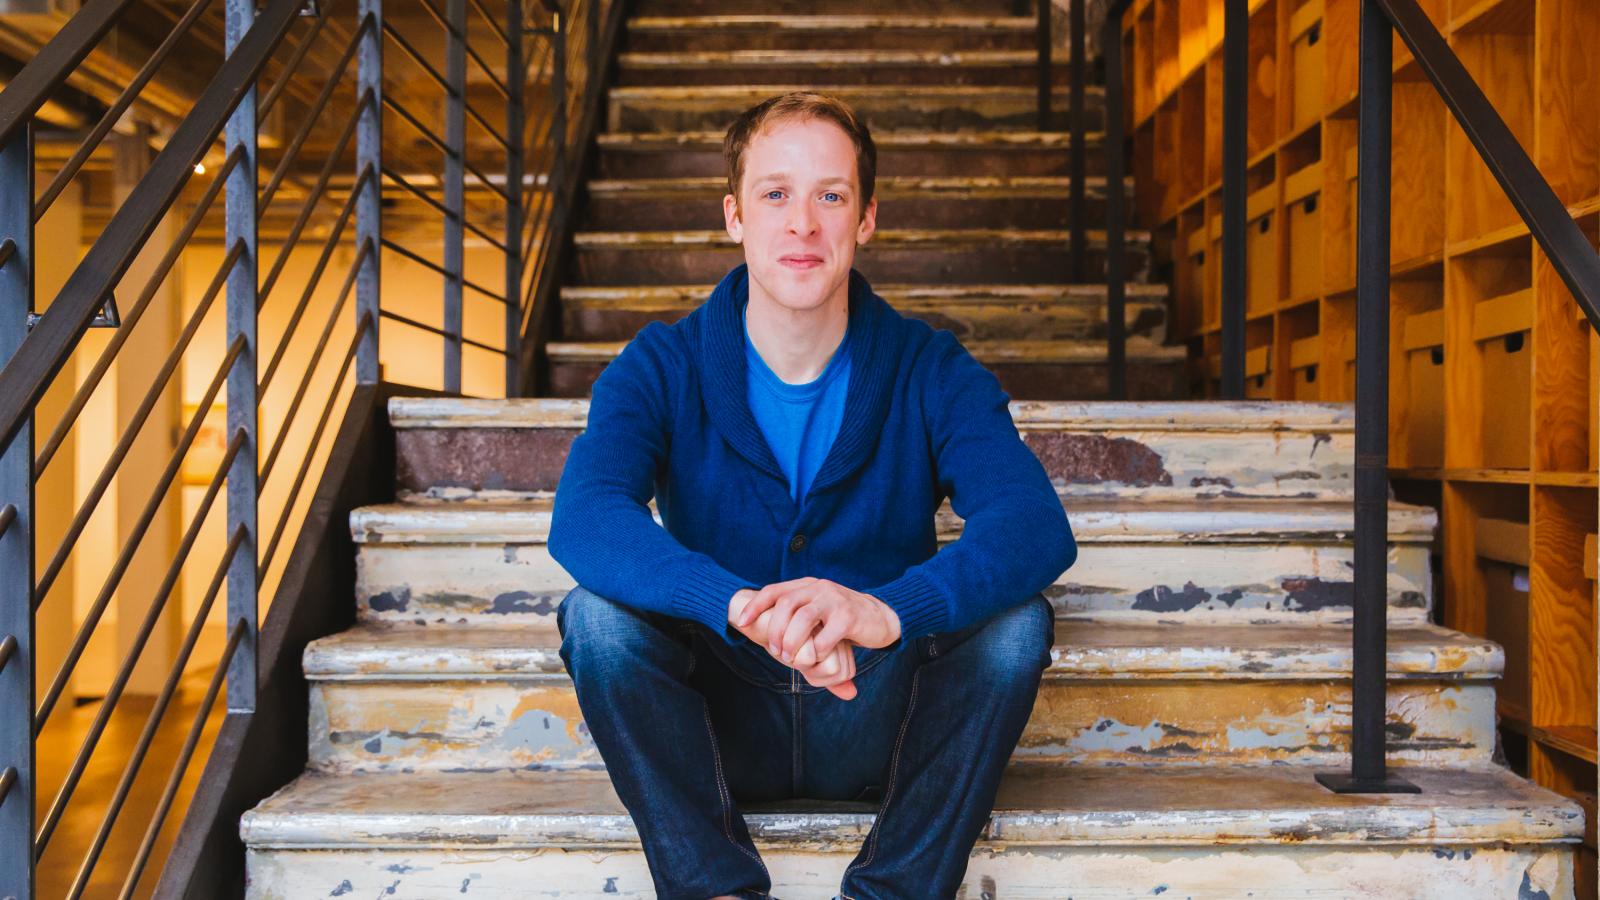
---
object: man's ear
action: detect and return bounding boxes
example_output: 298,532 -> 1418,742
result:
856,195 -> 877,245
724,192 -> 743,243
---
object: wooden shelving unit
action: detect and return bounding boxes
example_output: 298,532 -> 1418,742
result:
1122,0 -> 1599,887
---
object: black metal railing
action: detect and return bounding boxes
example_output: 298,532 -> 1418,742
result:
1083,0 -> 1600,793
0,0 -> 615,894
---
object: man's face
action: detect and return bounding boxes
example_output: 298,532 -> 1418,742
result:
723,116 -> 877,314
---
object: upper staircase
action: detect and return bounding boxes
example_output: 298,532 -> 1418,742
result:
237,0 -> 1585,897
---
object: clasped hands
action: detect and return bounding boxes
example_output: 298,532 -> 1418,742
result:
727,577 -> 902,702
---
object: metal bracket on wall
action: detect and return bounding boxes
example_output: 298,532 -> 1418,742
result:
26,292 -> 118,331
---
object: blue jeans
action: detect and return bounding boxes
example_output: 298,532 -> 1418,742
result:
555,583 -> 1055,900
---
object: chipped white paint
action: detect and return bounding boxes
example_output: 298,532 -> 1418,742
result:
301,622 -> 1496,772
619,49 -> 1048,68
594,128 -> 1097,149
241,767 -> 1580,899
586,174 -> 1120,196
572,227 -> 1147,248
626,15 -> 1038,33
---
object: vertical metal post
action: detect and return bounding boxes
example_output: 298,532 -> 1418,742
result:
223,0 -> 259,713
0,122 -> 36,900
550,4 -> 567,215
1036,0 -> 1051,131
444,0 -> 466,393
1220,0 -> 1247,398
1068,0 -> 1085,283
356,0 -> 383,384
505,0 -> 525,395
1315,0 -> 1417,796
1104,6 -> 1127,401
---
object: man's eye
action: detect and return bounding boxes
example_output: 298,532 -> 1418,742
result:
824,192 -> 842,202
765,190 -> 783,200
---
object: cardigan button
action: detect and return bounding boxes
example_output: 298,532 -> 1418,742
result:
789,533 -> 807,552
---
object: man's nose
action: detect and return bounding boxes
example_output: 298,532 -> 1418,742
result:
787,200 -> 818,235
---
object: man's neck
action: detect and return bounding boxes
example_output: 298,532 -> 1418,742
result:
744,274 -> 849,385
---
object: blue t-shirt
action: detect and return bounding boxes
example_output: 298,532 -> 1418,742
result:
743,306 -> 852,504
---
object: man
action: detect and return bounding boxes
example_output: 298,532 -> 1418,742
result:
549,91 -> 1077,900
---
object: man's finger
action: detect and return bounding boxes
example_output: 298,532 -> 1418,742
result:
809,616 -> 853,661
781,606 -> 820,662
765,591 -> 808,660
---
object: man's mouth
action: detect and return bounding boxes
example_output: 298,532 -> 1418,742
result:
779,255 -> 823,270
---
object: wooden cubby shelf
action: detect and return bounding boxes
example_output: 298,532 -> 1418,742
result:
1123,0 -> 1599,889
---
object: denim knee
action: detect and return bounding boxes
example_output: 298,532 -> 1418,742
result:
970,594 -> 1055,686
557,584 -> 687,676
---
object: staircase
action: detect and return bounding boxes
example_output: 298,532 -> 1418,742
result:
237,1 -> 1583,897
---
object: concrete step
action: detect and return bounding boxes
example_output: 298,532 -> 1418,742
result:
614,50 -> 1076,86
542,335 -> 1185,399
242,766 -> 1581,898
606,84 -> 1104,134
579,175 -> 1127,231
388,399 -> 1359,502
301,621 -> 1494,773
566,228 -> 1150,289
558,281 -> 1169,343
349,497 -> 1435,630
624,14 -> 1038,52
594,129 -> 1106,179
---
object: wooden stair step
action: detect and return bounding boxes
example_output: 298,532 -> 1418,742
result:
300,621 -> 1496,772
348,498 -> 1436,630
613,49 -> 1076,86
624,14 -> 1038,52
558,281 -> 1167,343
606,84 -> 1104,134
594,129 -> 1107,179
241,766 -> 1582,897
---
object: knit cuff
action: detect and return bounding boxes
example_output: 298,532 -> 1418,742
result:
866,569 -> 949,642
670,562 -> 759,646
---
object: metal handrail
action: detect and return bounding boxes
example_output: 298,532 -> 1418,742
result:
0,0 -> 619,892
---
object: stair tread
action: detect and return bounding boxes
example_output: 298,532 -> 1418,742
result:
597,129 -> 1103,149
572,227 -> 1148,246
388,397 -> 1350,431
241,764 -> 1582,848
544,336 -> 1184,364
618,49 -> 1047,67
610,84 -> 1104,99
302,621 -> 1494,680
348,497 -> 1437,544
585,174 -> 1123,195
628,15 -> 1036,31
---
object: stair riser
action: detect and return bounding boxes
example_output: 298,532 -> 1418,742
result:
306,674 -> 1493,773
354,540 -> 1432,628
245,845 -> 1576,900
580,193 -> 1112,231
567,245 -> 1150,287
625,28 -> 1038,54
595,144 -> 1107,179
633,0 -> 1020,17
614,64 -> 1077,87
392,423 -> 1353,500
607,89 -> 1105,133
547,355 -> 1185,399
561,296 -> 1167,343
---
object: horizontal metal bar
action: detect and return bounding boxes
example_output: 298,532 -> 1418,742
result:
33,231 -> 240,601
35,426 -> 246,858
465,38 -> 511,99
463,155 -> 512,202
68,523 -> 247,900
257,0 -> 344,123
0,0 -> 305,459
467,0 -> 511,45
0,633 -> 13,675
0,502 -> 13,540
34,0 -> 221,218
0,239 -> 13,271
258,207 -> 369,401
258,312 -> 370,576
1377,0 -> 1600,334
383,22 -> 453,95
258,25 -> 370,211
379,237 -> 507,302
34,147 -> 245,475
0,0 -> 141,145
0,765 -> 12,810
116,616 -> 246,900
380,167 -> 508,251
382,93 -> 452,157
259,241 -> 369,484
35,330 -> 247,735
464,99 -> 510,150
377,307 -> 508,355
257,119 -> 371,310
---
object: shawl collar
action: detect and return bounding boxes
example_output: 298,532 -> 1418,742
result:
693,263 -> 902,501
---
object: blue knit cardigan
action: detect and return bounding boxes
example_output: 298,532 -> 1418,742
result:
548,264 -> 1077,646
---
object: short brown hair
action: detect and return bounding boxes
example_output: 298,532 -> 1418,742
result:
722,91 -> 877,221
